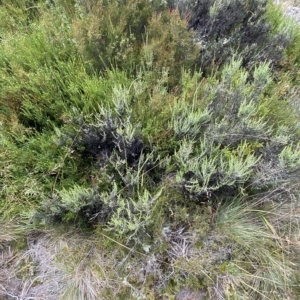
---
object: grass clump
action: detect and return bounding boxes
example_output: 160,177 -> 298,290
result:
1,0 -> 300,299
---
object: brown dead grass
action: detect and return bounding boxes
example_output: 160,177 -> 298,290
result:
0,226 -> 123,300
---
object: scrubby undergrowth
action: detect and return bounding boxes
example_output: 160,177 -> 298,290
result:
1,0 -> 300,299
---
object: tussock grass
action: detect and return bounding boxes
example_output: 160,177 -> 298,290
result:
215,196 -> 300,299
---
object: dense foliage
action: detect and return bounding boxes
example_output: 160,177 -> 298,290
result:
175,0 -> 292,72
1,0 -> 300,299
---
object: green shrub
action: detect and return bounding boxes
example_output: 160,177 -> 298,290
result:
174,0 -> 292,73
72,0 -> 199,86
0,2 -> 80,130
175,139 -> 259,201
72,0 -> 157,73
140,9 -> 199,87
1,1 -> 300,298
34,94 -> 166,243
